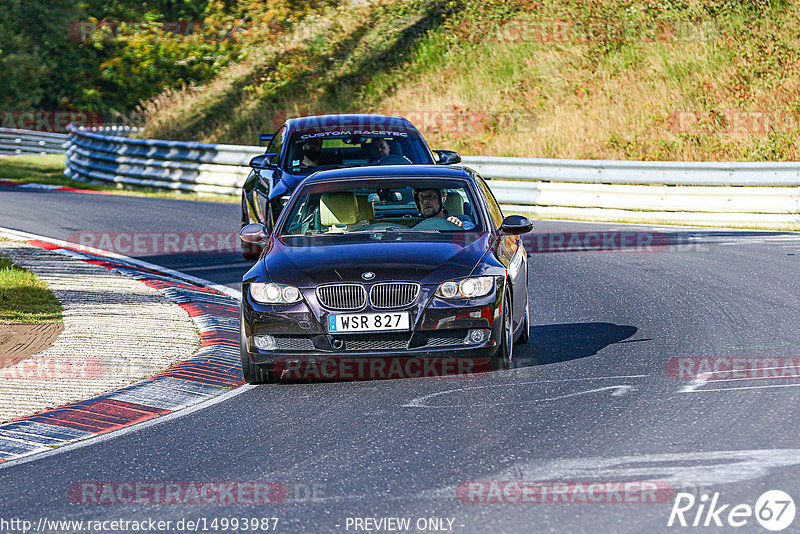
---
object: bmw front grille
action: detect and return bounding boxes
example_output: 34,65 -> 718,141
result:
316,284 -> 367,310
369,282 -> 420,309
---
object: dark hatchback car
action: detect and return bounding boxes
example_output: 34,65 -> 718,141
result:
240,114 -> 461,259
239,165 -> 533,384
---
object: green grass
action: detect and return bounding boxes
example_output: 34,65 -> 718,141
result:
0,154 -> 67,183
0,256 -> 62,323
0,155 -> 237,203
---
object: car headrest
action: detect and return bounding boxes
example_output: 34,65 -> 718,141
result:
444,192 -> 464,216
321,192 -> 358,226
388,140 -> 403,156
356,195 -> 374,221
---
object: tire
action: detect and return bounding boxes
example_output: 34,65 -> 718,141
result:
492,287 -> 514,370
515,289 -> 530,345
240,312 -> 276,384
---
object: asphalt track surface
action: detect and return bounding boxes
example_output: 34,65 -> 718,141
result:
2,185 -> 800,533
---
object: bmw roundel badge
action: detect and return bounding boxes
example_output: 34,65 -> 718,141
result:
362,272 -> 375,280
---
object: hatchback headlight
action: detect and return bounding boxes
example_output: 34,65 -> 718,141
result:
435,276 -> 494,299
250,283 -> 303,304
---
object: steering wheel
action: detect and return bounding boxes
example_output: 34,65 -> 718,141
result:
412,217 -> 463,231
376,155 -> 412,165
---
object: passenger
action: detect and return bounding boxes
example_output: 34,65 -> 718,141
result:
413,188 -> 475,230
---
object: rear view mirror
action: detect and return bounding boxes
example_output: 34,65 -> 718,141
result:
499,215 -> 533,235
250,154 -> 278,169
368,191 -> 403,203
240,223 -> 270,243
434,150 -> 462,165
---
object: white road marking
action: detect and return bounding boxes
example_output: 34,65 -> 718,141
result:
680,365 -> 800,393
402,375 -> 646,408
694,365 -> 800,382
178,261 -> 254,272
425,448 -> 800,499
679,372 -> 710,393
298,448 -> 800,504
683,382 -> 800,393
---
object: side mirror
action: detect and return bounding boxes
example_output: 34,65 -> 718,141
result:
499,215 -> 533,235
433,150 -> 462,165
240,223 -> 270,243
249,154 -> 278,169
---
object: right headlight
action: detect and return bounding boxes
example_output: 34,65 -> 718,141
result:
250,283 -> 302,304
435,276 -> 494,299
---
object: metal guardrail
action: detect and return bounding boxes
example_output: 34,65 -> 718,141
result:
461,156 -> 800,187
486,179 -> 800,228
63,126 -> 800,228
0,128 -> 68,156
65,125 -> 261,195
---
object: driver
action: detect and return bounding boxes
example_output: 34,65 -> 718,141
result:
364,138 -> 390,162
413,188 -> 475,229
301,137 -> 323,166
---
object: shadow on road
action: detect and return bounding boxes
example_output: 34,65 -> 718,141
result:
515,322 -> 639,368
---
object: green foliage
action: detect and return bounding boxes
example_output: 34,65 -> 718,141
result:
133,0 -> 800,163
0,0 -> 341,118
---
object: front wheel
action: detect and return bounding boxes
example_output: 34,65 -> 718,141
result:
240,312 -> 276,384
492,288 -> 514,370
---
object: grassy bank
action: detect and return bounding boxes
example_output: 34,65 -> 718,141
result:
139,0 -> 800,162
0,254 -> 62,323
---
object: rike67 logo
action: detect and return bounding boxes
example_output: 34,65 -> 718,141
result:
668,490 -> 795,531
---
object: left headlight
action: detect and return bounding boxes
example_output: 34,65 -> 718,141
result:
250,283 -> 303,304
435,276 -> 494,299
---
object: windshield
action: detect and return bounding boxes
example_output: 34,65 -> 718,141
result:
278,178 -> 483,236
283,130 -> 434,173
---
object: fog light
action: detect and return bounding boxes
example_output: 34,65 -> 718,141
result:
254,334 -> 276,351
465,329 -> 488,345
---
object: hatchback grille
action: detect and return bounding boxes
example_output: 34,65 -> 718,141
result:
342,333 -> 410,351
317,284 -> 366,310
369,283 -> 420,309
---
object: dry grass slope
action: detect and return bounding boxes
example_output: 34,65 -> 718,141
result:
139,0 -> 800,161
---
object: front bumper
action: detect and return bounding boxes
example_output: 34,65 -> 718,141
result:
241,284 -> 504,377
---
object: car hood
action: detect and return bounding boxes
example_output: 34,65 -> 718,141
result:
263,232 -> 490,286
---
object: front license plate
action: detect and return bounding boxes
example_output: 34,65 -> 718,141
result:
328,312 -> 410,333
